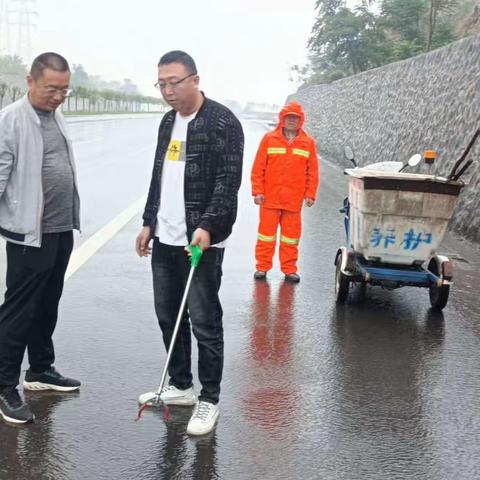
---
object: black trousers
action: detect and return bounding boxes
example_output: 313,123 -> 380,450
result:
0,231 -> 73,387
152,240 -> 224,404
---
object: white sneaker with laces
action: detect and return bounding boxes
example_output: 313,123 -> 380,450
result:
186,401 -> 220,436
138,385 -> 197,406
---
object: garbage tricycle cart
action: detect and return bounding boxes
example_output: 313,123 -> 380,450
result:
336,129 -> 479,310
335,167 -> 464,310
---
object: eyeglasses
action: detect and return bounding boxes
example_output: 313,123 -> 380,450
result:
154,73 -> 195,90
42,86 -> 73,97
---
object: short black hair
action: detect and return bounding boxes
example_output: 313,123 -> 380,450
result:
158,50 -> 197,75
30,52 -> 70,79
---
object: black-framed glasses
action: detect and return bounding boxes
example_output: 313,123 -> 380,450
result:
154,73 -> 195,90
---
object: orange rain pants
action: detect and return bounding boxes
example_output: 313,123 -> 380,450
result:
255,206 -> 302,275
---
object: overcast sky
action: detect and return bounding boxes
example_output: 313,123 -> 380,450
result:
29,0 -> 317,106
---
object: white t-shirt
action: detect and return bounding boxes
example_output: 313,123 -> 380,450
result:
155,112 -> 227,248
155,112 -> 195,245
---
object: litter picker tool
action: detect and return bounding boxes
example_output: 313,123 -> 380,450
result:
448,127 -> 480,181
135,244 -> 203,422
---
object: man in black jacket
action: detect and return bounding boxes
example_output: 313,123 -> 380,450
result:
136,51 -> 244,436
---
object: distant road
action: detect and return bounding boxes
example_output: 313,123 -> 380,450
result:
66,114 -> 162,245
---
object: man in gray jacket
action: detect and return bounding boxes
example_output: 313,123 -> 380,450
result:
0,52 -> 81,424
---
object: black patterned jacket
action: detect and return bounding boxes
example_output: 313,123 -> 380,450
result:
142,96 -> 244,245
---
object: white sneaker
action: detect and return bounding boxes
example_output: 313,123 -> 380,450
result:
137,391 -> 161,406
186,401 -> 220,436
138,385 -> 197,406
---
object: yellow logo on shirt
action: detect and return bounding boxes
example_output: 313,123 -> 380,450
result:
167,140 -> 182,161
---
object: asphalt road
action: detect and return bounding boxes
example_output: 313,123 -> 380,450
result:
0,116 -> 479,480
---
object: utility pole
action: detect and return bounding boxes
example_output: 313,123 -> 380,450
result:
0,0 -> 10,55
3,0 -> 37,62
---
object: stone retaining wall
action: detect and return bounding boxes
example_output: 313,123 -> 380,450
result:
289,35 -> 480,242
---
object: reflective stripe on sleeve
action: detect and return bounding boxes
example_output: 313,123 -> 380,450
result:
292,148 -> 309,158
267,147 -> 287,155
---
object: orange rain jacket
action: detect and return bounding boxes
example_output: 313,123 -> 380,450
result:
251,102 -> 319,212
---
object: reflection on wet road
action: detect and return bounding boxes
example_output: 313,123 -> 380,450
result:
246,282 -> 297,438
1,118 -> 479,480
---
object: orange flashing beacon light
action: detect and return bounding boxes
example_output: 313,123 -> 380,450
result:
424,150 -> 437,165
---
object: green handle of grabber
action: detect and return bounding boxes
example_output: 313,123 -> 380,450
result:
186,244 -> 203,268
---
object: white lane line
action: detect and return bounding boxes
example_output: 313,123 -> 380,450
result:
66,114 -> 164,125
65,194 -> 146,280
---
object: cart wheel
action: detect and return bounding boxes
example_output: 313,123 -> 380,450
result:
429,284 -> 449,310
335,254 -> 350,303
428,261 -> 449,311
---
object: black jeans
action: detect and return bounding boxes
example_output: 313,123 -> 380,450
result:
152,240 -> 224,404
0,232 -> 73,387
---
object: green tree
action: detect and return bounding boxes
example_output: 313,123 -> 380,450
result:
101,90 -> 114,112
88,89 -> 100,113
314,0 -> 346,17
381,0 -> 426,43
71,64 -> 90,87
0,82 -> 9,109
388,38 -> 424,60
430,16 -> 456,49
10,86 -> 22,102
425,0 -> 458,50
120,78 -> 139,96
75,86 -> 89,111
298,0 -> 465,86
308,4 -> 387,81
0,55 -> 27,75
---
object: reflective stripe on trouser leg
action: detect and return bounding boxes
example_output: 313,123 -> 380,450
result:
255,207 -> 281,272
279,210 -> 302,275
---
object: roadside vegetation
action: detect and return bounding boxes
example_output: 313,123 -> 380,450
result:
0,56 -> 167,113
292,0 -> 480,85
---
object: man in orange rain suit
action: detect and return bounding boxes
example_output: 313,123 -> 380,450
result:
251,101 -> 319,283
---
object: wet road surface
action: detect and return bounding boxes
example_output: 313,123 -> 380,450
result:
67,115 -> 160,245
1,118 -> 480,480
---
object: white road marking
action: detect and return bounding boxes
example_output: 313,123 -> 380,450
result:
65,194 -> 147,280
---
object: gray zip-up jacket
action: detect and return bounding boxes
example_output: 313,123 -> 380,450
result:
0,95 -> 81,247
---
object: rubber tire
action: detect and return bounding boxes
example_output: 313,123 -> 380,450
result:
335,254 -> 350,303
428,261 -> 449,311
